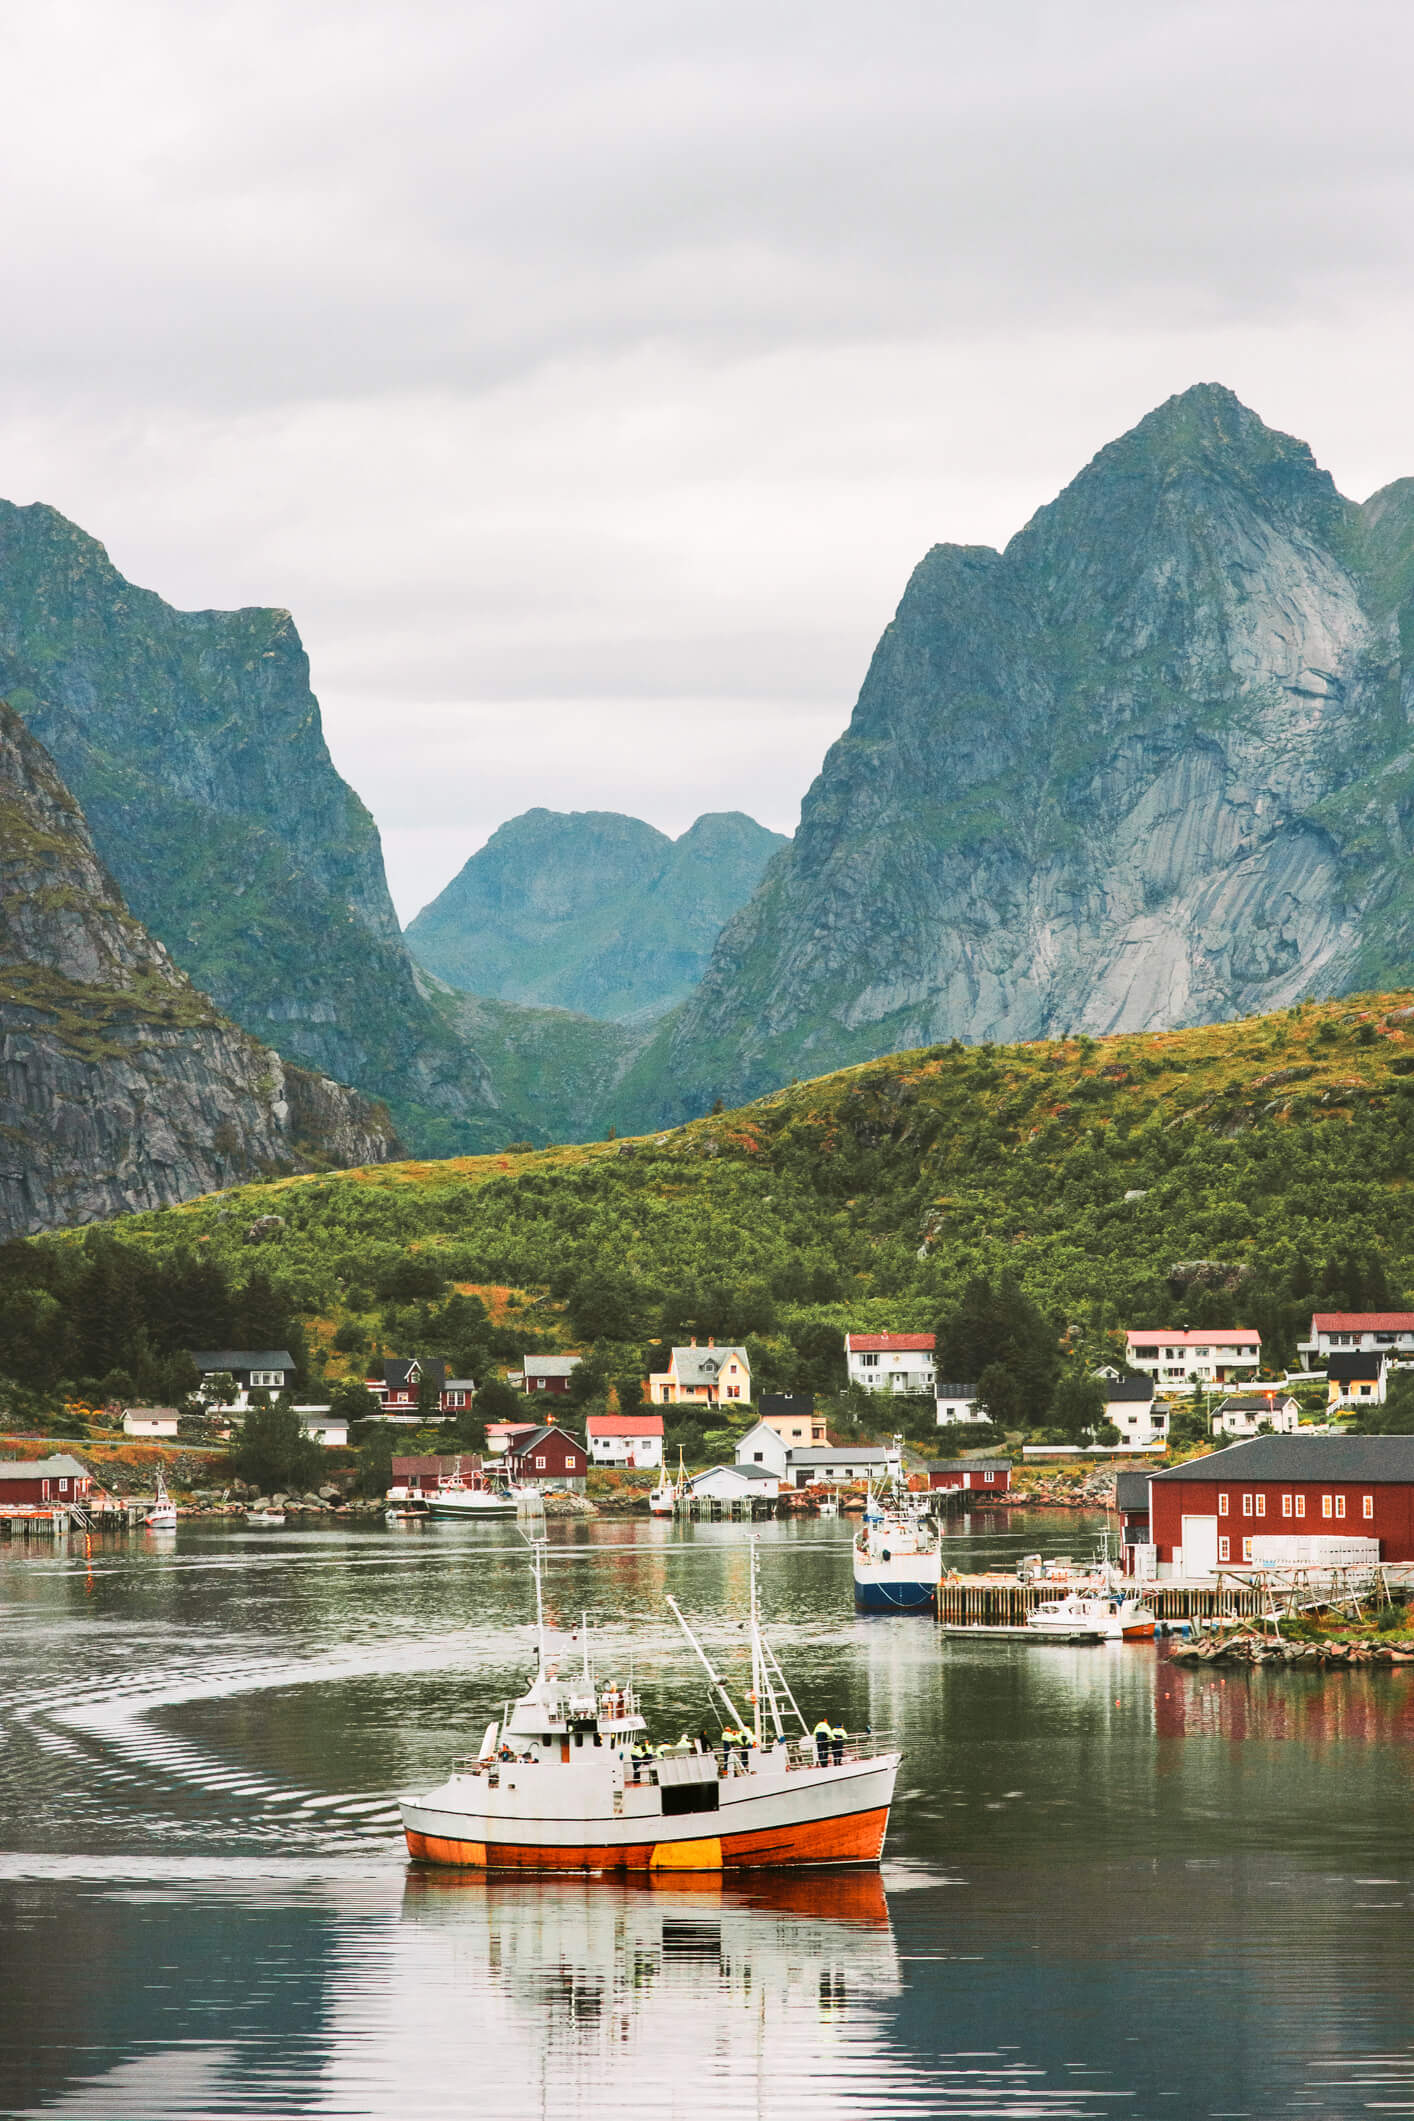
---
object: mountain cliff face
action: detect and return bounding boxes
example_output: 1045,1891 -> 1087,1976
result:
407,808 -> 787,1022
0,501 -> 491,1147
642,385 -> 1414,1118
0,700 -> 398,1237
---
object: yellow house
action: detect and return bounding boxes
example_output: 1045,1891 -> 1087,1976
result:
649,1341 -> 751,1407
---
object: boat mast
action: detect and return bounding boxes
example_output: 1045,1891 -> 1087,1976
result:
749,1543 -> 764,1749
665,1595 -> 748,1730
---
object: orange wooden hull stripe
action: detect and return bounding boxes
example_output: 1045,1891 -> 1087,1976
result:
405,1805 -> 889,1872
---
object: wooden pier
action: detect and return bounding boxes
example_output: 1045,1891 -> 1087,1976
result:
936,1577 -> 1267,1628
0,1501 -> 145,1540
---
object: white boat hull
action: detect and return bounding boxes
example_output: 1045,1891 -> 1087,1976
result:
402,1750 -> 899,1871
425,1493 -> 518,1518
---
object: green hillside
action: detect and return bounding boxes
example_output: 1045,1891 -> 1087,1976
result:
9,990 -> 1414,1422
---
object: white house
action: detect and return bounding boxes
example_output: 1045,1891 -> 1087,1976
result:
846,1332 -> 936,1395
121,1407 -> 179,1439
735,1420 -> 792,1477
1211,1391 -> 1300,1439
298,1409 -> 349,1447
685,1464 -> 779,1504
1299,1311 -> 1414,1361
585,1413 -> 664,1468
1101,1372 -> 1167,1447
935,1380 -> 984,1426
189,1349 -> 297,1408
784,1443 -> 899,1490
1125,1329 -> 1261,1386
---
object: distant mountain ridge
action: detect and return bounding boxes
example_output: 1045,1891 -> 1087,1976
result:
0,699 -> 397,1236
407,808 -> 787,1023
634,384 -> 1414,1121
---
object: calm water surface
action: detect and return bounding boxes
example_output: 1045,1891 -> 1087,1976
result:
0,1509 -> 1410,2119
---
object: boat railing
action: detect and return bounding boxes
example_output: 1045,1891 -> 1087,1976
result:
780,1731 -> 896,1770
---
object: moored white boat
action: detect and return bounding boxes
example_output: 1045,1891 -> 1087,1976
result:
144,1469 -> 177,1530
648,1447 -> 685,1517
246,1508 -> 286,1527
401,1541 -> 901,1873
852,1475 -> 941,1612
1025,1592 -> 1156,1641
424,1459 -> 518,1518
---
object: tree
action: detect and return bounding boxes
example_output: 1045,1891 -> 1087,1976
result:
1353,1372 -> 1414,1434
329,1378 -> 379,1423
975,1363 -> 1024,1431
234,1400 -> 324,1495
1047,1369 -> 1106,1442
475,1377 -> 524,1423
356,1423 -> 395,1497
615,1374 -> 644,1415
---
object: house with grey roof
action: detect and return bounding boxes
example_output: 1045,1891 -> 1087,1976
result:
649,1342 -> 751,1408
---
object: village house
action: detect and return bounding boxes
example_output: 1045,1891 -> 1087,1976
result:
1101,1371 -> 1167,1446
734,1421 -> 791,1477
1299,1310 -> 1414,1361
648,1342 -> 751,1407
685,1463 -> 780,1506
586,1412 -> 664,1468
1211,1390 -> 1301,1439
121,1407 -> 180,1439
845,1332 -> 936,1395
782,1443 -> 898,1491
1124,1328 -> 1261,1386
190,1349 -> 297,1406
935,1382 -> 984,1425
1146,1434 -> 1414,1572
0,1455 -> 92,1508
299,1411 -> 349,1447
928,1457 -> 1012,1494
484,1420 -> 539,1456
1326,1351 -> 1388,1411
1116,1468 -> 1154,1577
363,1358 -> 477,1418
390,1454 -> 471,1496
758,1394 -> 826,1445
503,1424 -> 586,1492
524,1355 -> 582,1397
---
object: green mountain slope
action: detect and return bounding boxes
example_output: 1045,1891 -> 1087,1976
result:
644,385 -> 1414,1122
0,699 -> 398,1238
407,808 -> 787,1023
23,991 -> 1414,1405
0,501 -> 493,1150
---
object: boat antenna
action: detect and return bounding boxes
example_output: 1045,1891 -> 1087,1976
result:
749,1542 -> 765,1750
581,1609 -> 591,1686
520,1529 -> 549,1673
665,1594 -> 747,1731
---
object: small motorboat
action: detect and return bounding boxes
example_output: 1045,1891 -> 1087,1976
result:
817,1486 -> 839,1518
425,1463 -> 518,1519
648,1446 -> 686,1517
144,1469 -> 178,1530
245,1508 -> 287,1527
1026,1592 -> 1156,1641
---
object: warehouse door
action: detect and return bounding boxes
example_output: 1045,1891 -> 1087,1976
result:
1181,1515 -> 1219,1576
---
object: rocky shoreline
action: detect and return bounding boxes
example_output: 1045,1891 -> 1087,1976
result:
1171,1635 -> 1414,1667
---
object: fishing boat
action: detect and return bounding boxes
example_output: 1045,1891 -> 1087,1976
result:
852,1476 -> 942,1612
648,1447 -> 685,1518
144,1469 -> 177,1530
401,1539 -> 901,1872
425,1459 -> 518,1519
1025,1592 -> 1157,1641
245,1508 -> 286,1527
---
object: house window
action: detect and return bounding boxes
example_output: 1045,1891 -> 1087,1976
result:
566,1455 -> 577,1469
1218,1535 -> 1230,1562
1255,1494 -> 1265,1517
1295,1495 -> 1305,1518
1242,1538 -> 1252,1562
983,1470 -> 994,1483
59,1478 -> 68,1493
535,1456 -> 546,1469
1363,1494 -> 1374,1519
1282,1495 -> 1292,1518
1218,1493 -> 1229,1516
1334,1495 -> 1345,1518
860,1353 -> 878,1368
1241,1494 -> 1252,1518
250,1371 -> 283,1388
1322,1495 -> 1332,1518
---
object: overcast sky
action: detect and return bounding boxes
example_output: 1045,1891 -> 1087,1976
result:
3,0 -> 1414,920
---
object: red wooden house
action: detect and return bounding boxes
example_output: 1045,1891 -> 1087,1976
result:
0,1455 -> 92,1507
390,1455 -> 478,1495
503,1425 -> 586,1492
928,1457 -> 1012,1494
1148,1435 -> 1414,1571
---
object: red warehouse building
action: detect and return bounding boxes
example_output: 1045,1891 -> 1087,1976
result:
1148,1436 -> 1414,1573
928,1458 -> 1012,1494
0,1454 -> 92,1507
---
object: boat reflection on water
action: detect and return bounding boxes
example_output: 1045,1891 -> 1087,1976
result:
400,1867 -> 901,2088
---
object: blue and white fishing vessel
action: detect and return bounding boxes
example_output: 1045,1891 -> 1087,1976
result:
851,1479 -> 941,1612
